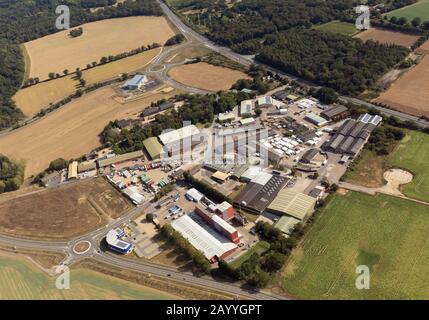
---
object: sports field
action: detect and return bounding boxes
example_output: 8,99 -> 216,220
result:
354,28 -> 419,48
0,87 -> 180,178
314,21 -> 360,36
0,253 -> 177,300
0,178 -> 132,240
168,62 -> 250,91
13,76 -> 79,117
82,47 -> 162,85
385,0 -> 429,20
24,16 -> 175,80
375,55 -> 429,117
282,191 -> 429,299
386,130 -> 429,201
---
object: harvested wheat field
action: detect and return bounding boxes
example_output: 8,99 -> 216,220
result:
13,76 -> 79,117
375,55 -> 429,117
0,87 -> 180,178
0,178 -> 132,240
354,28 -> 420,48
168,62 -> 250,91
24,16 -> 175,80
83,47 -> 161,85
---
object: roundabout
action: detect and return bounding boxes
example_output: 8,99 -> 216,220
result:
73,241 -> 92,255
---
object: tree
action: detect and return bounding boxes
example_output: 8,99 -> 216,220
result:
261,252 -> 287,272
146,213 -> 154,222
48,158 -> 69,171
48,72 -> 55,79
246,271 -> 270,288
63,69 -> 69,75
315,87 -> 338,104
412,17 -> 422,28
423,21 -> 429,30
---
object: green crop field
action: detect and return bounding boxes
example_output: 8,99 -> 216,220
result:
0,254 -> 178,300
314,21 -> 360,36
385,0 -> 429,21
282,192 -> 429,299
386,130 -> 429,201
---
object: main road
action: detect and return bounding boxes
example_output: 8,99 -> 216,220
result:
157,0 -> 429,129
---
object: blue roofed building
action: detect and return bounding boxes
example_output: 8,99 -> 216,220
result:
121,74 -> 148,90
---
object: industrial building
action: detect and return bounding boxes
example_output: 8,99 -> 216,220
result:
106,228 -> 133,254
68,161 -> 78,180
186,188 -> 205,202
141,101 -> 175,118
295,98 -> 317,110
257,96 -> 274,108
239,100 -> 254,117
195,205 -> 240,244
274,216 -> 300,236
77,161 -> 97,174
304,113 -> 328,127
234,168 -> 290,214
323,113 -> 381,156
97,150 -> 144,168
171,214 -> 238,262
218,112 -> 236,123
320,105 -> 350,121
143,137 -> 164,160
299,148 -> 320,164
158,125 -> 201,150
211,171 -> 230,184
122,186 -> 145,205
267,190 -> 317,221
121,74 -> 148,90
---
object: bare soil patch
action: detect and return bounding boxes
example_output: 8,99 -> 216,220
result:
0,178 -> 132,240
354,28 -> 420,48
375,55 -> 429,117
381,169 -> 413,196
24,17 -> 175,80
168,62 -> 250,91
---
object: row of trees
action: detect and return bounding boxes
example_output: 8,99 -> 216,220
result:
0,154 -> 25,194
161,224 -> 211,273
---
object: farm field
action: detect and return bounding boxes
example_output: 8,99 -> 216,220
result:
24,16 -> 175,80
375,55 -> 429,116
282,191 -> 429,299
13,76 -> 79,117
386,130 -> 429,201
83,47 -> 162,85
0,253 -> 177,299
168,62 -> 250,91
314,21 -> 360,36
0,178 -> 132,240
354,27 -> 420,48
385,0 -> 429,21
0,86 -> 180,178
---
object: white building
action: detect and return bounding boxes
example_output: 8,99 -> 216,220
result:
121,74 -> 148,90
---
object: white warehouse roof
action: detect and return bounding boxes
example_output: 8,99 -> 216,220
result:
171,215 -> 237,260
186,188 -> 205,202
159,125 -> 200,146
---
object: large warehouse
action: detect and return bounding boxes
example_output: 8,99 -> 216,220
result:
171,214 -> 238,262
234,168 -> 290,214
323,113 -> 381,156
143,137 -> 164,160
267,190 -> 317,221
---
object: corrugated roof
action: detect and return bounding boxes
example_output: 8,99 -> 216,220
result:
171,214 -> 237,260
211,171 -> 230,182
68,161 -> 78,179
143,137 -> 163,160
275,216 -> 300,235
78,161 -> 97,173
97,150 -> 144,168
159,125 -> 200,146
268,190 -> 316,220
